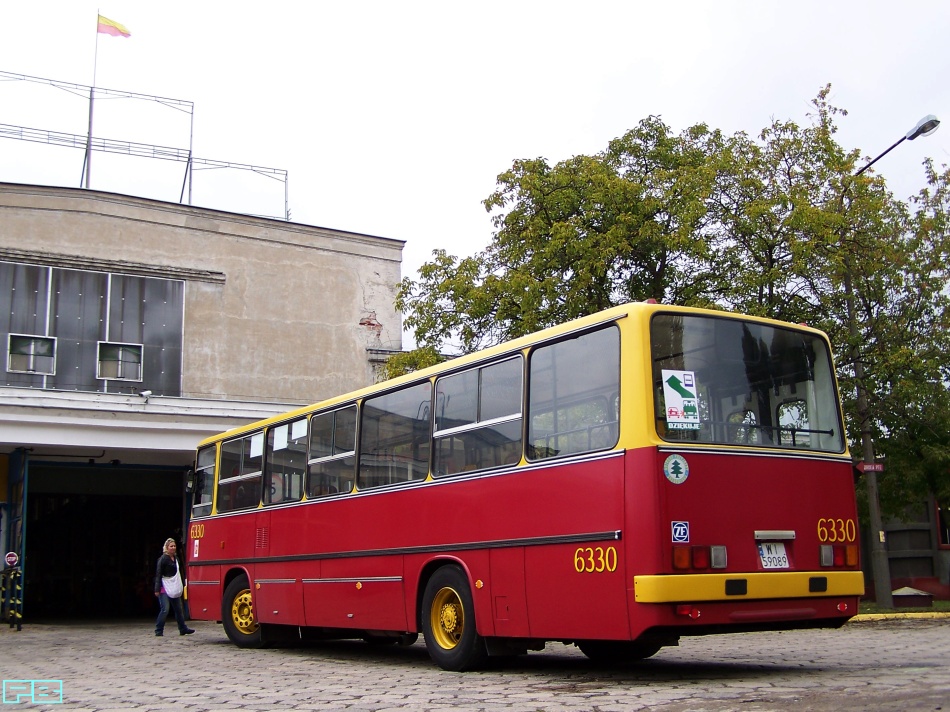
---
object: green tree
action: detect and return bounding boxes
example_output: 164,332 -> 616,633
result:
863,160 -> 950,514
397,117 -> 728,354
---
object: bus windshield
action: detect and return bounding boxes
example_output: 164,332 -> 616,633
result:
651,313 -> 844,452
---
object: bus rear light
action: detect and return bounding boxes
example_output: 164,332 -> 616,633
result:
710,546 -> 728,569
837,602 -> 849,613
673,545 -> 727,570
672,546 -> 692,570
845,544 -> 858,567
691,546 -> 710,569
675,604 -> 702,619
820,544 -> 859,567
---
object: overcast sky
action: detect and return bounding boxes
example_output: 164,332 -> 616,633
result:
2,1 -> 949,295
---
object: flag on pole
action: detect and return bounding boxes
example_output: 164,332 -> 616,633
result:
97,15 -> 131,38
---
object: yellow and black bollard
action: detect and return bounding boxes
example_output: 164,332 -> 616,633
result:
2,567 -> 23,631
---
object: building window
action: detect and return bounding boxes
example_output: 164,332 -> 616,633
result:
938,501 -> 950,548
97,342 -> 143,381
7,334 -> 56,375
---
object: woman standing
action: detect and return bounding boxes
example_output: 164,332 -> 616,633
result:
154,538 -> 195,637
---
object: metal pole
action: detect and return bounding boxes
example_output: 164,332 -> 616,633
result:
187,107 -> 194,205
854,136 -> 905,177
86,14 -> 99,190
84,87 -> 94,188
843,265 -> 893,607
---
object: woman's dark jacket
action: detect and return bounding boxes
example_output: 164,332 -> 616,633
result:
154,554 -> 179,594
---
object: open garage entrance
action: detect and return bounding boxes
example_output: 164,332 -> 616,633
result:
24,462 -> 187,619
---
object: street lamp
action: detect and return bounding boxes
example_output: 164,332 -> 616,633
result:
854,115 -> 940,176
849,113 -> 940,609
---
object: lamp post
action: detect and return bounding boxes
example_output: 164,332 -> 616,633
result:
848,113 -> 940,609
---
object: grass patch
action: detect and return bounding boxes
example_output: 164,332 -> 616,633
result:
859,599 -> 950,614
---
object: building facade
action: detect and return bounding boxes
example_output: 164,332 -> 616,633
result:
0,182 -> 403,617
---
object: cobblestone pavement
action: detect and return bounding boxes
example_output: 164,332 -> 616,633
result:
1,616 -> 949,711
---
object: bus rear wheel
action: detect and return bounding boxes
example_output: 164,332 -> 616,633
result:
577,639 -> 663,663
222,574 -> 264,648
421,565 -> 487,671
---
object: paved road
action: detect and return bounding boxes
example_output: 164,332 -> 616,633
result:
1,615 -> 949,711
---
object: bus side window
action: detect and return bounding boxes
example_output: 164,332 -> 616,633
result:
264,419 -> 307,505
192,445 -> 215,517
359,382 -> 431,490
527,326 -> 620,460
433,357 -> 523,477
216,432 -> 263,512
308,405 -> 356,498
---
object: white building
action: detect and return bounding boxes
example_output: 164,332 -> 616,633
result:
0,182 -> 403,617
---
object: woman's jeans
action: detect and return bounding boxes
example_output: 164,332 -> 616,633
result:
155,593 -> 187,634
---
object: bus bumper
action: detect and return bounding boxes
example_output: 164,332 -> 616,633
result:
634,571 -> 865,602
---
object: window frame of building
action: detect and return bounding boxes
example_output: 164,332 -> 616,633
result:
937,500 -> 950,549
7,333 -> 57,375
96,341 -> 144,382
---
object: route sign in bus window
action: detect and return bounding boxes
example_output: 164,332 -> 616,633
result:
662,369 -> 701,430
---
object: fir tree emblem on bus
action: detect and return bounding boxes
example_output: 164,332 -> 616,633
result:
663,454 -> 690,484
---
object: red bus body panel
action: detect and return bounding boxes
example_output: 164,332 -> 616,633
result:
187,444 -> 859,640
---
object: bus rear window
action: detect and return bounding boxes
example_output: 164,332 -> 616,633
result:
651,314 -> 844,453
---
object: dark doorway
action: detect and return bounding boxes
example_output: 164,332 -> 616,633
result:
24,464 -> 185,618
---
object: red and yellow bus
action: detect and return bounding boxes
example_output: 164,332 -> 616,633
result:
185,302 -> 864,670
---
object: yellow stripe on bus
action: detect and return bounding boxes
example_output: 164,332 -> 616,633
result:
634,571 -> 865,602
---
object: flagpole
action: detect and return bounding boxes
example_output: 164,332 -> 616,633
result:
84,13 -> 100,189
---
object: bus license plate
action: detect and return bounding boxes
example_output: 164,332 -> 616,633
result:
758,542 -> 789,569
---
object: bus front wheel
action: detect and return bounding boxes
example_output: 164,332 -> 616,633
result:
222,574 -> 264,648
421,565 -> 487,671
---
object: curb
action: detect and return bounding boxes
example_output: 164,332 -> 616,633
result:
850,611 -> 950,622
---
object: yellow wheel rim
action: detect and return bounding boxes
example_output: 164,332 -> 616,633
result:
430,586 -> 464,650
230,588 -> 259,636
